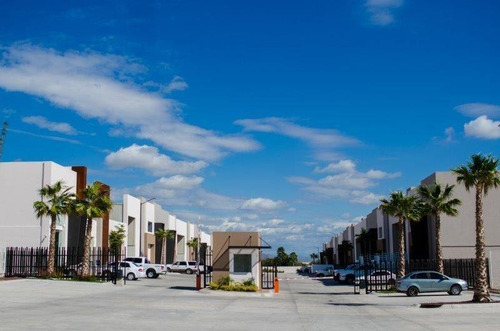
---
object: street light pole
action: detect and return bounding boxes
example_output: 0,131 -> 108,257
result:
139,198 -> 155,257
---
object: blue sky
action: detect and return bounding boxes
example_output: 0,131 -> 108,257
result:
1,0 -> 499,259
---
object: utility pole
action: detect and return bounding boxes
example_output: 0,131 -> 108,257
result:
0,121 -> 8,161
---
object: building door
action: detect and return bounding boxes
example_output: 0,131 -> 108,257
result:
147,244 -> 153,260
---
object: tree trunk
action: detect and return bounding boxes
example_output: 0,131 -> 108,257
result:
435,214 -> 444,274
473,185 -> 492,302
47,214 -> 57,275
81,217 -> 93,277
398,217 -> 406,279
162,237 -> 166,265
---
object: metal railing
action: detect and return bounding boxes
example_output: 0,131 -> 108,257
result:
5,246 -> 124,283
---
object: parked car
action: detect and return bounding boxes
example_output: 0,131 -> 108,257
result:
166,261 -> 205,274
123,257 -> 166,278
297,265 -> 310,274
356,270 -> 397,285
310,264 -> 334,275
314,268 -> 335,277
397,271 -> 468,297
334,264 -> 358,284
103,261 -> 145,280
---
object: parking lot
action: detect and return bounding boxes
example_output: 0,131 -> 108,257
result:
1,271 -> 500,330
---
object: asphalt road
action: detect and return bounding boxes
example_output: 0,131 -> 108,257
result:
0,272 -> 499,330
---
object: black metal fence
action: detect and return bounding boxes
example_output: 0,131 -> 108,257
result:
353,258 -> 489,294
262,265 -> 277,289
5,247 -> 124,282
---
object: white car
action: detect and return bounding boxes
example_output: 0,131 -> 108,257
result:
106,261 -> 146,280
166,261 -> 205,274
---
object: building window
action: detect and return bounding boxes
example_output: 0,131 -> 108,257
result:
378,227 -> 383,239
148,221 -> 153,233
234,254 -> 252,273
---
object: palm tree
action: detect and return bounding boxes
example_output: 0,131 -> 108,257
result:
187,238 -> 199,260
155,228 -> 175,265
418,183 -> 461,274
73,182 -> 113,276
355,228 -> 370,258
33,181 -> 75,275
310,252 -> 318,264
452,154 -> 500,302
380,191 -> 422,279
338,240 -> 354,266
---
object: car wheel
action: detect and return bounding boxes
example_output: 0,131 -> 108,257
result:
449,284 -> 462,296
317,273 -> 324,277
127,273 -> 136,280
406,286 -> 419,297
186,269 -> 193,274
167,267 -> 172,272
146,269 -> 156,278
388,278 -> 396,286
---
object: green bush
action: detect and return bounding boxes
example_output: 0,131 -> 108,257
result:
209,277 -> 258,292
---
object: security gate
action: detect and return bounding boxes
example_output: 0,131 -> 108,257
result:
261,264 -> 277,289
202,247 -> 213,288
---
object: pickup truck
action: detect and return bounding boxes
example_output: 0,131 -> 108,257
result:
166,261 -> 207,274
123,257 -> 166,278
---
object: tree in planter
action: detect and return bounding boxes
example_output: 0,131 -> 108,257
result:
109,224 -> 126,254
453,154 -> 500,302
418,183 -> 461,274
310,252 -> 318,264
73,182 -> 113,277
33,181 -> 75,275
155,228 -> 175,265
380,191 -> 422,279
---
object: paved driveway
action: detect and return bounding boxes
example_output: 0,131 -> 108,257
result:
0,272 -> 499,330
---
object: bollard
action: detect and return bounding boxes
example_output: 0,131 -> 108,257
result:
274,276 -> 279,294
196,273 -> 201,290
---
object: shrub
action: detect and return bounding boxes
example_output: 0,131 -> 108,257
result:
209,277 -> 258,292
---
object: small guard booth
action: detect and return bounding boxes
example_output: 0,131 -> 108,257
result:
212,232 -> 271,289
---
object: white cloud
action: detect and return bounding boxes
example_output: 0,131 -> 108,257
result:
365,169 -> 401,179
105,144 -> 208,176
153,175 -> 204,190
365,0 -> 403,26
240,198 -> 286,212
22,116 -> 77,135
464,115 -> 500,139
319,173 -> 374,189
444,127 -> 455,143
456,103 -> 500,118
235,117 -> 358,148
314,159 -> 356,173
0,44 -> 260,161
350,191 -> 385,204
235,117 -> 358,161
289,160 -> 395,204
163,76 -> 188,93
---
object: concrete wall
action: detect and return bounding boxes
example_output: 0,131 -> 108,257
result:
123,195 -> 140,256
489,250 -> 500,290
0,162 -> 76,248
435,172 -> 500,259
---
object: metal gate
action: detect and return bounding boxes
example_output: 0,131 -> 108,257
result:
261,264 -> 277,289
202,247 -> 213,288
